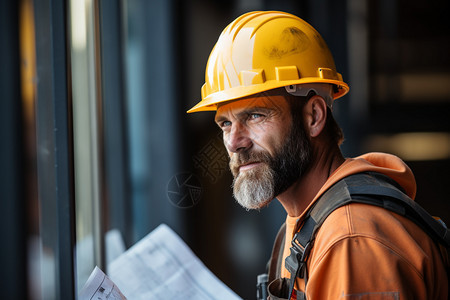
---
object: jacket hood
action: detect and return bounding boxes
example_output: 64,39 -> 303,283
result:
354,152 -> 416,199
315,152 -> 417,203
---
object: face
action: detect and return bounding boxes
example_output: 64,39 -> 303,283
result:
215,93 -> 312,210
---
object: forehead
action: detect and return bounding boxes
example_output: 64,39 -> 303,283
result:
215,94 -> 291,117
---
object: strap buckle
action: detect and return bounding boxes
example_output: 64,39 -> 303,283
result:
285,233 -> 314,299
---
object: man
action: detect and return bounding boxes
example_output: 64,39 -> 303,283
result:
188,11 -> 448,299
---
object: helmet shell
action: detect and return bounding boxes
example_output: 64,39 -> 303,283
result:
188,11 -> 349,113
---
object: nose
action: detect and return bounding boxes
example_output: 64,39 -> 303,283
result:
224,122 -> 252,153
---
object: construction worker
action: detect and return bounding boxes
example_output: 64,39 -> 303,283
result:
187,11 -> 448,299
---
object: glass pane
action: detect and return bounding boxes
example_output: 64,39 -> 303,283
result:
68,0 -> 103,293
123,0 -> 181,243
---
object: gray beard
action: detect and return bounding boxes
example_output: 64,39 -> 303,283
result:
230,121 -> 312,210
232,163 -> 275,210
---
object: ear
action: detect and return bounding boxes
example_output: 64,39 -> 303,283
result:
304,95 -> 328,138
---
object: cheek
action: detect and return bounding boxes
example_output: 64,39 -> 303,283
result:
255,126 -> 289,156
242,113 -> 293,153
250,118 -> 282,138
272,123 -> 294,153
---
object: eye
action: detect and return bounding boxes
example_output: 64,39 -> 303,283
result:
249,113 -> 264,121
220,120 -> 232,128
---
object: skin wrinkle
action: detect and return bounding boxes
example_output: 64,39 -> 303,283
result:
217,93 -> 286,152
216,87 -> 346,218
216,92 -> 314,211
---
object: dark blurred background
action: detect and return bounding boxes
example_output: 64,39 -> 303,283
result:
1,0 -> 449,299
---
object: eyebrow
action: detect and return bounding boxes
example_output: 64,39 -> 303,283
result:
215,106 -> 273,124
214,115 -> 228,125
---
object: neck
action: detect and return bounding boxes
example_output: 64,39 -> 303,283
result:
277,145 -> 345,217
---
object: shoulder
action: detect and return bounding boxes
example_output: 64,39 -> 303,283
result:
311,203 -> 439,277
312,203 -> 437,267
304,203 -> 448,299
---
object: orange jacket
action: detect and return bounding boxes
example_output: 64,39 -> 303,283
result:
280,152 -> 448,299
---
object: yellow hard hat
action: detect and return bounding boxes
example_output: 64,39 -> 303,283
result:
187,11 -> 349,113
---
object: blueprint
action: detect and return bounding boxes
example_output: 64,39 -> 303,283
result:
79,224 -> 241,300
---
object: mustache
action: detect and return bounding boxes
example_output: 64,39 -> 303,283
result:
229,150 -> 272,176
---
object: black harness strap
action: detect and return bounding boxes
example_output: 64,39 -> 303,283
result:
285,172 -> 450,299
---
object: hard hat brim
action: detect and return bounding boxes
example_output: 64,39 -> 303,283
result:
187,79 -> 349,113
